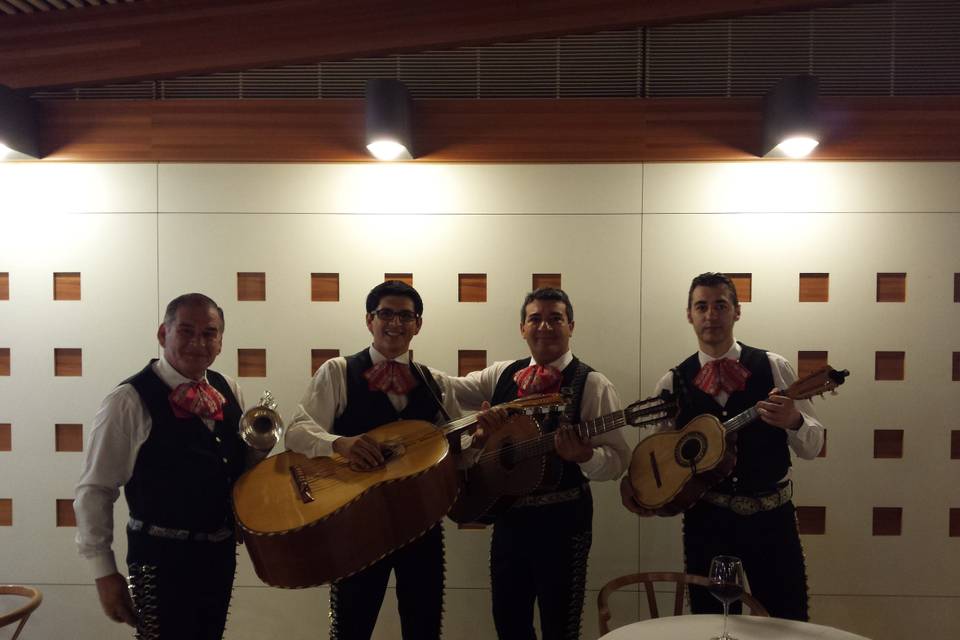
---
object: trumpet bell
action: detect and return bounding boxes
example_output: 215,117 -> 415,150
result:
240,391 -> 283,452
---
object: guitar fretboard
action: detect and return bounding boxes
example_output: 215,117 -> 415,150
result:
477,397 -> 672,465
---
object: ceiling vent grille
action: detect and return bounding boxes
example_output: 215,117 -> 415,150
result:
30,0 -> 960,101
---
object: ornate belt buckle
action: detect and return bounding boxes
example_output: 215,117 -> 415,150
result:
729,495 -> 760,516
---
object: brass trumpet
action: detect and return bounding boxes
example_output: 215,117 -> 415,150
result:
240,391 -> 283,452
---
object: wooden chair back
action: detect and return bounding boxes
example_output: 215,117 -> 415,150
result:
0,585 -> 43,640
597,571 -> 768,635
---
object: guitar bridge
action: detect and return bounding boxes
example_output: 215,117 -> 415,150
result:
290,465 -> 315,503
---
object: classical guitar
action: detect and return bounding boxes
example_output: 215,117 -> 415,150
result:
628,365 -> 848,516
232,393 -> 566,589
448,391 -> 678,524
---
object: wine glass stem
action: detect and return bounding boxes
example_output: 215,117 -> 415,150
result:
722,601 -> 729,639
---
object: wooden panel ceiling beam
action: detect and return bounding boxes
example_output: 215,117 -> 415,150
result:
35,96 -> 960,162
0,0 -> 865,89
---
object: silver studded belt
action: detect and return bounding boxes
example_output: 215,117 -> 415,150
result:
128,517 -> 233,542
513,484 -> 587,508
702,481 -> 793,516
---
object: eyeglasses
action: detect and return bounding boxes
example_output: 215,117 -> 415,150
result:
371,308 -> 420,323
524,315 -> 568,327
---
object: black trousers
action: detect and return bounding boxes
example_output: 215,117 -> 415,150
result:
329,524 -> 445,640
126,531 -> 236,640
490,490 -> 593,640
682,500 -> 809,621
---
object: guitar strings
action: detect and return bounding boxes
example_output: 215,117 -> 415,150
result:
473,402 -> 670,467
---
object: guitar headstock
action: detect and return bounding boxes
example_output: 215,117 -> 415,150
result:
785,365 -> 849,400
623,390 -> 679,429
502,393 -> 569,416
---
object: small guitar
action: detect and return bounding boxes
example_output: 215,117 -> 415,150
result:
627,365 -> 848,516
448,391 -> 678,524
233,393 -> 566,588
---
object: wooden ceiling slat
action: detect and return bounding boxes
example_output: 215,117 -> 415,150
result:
35,96 -> 960,163
6,0 -> 34,13
0,2 -> 20,15
0,0 -> 863,89
46,0 -> 68,9
24,0 -> 51,11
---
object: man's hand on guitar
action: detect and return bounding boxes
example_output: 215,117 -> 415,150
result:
619,477 -> 658,517
333,434 -> 385,470
555,425 -> 593,463
757,388 -> 803,431
474,402 -> 509,448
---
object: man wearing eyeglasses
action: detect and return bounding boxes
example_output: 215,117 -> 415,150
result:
285,280 -> 461,640
449,287 -> 630,640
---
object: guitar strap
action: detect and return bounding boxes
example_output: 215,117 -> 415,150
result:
411,361 -> 452,423
411,362 -> 459,454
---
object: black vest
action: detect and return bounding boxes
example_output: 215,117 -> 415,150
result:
675,343 -> 790,494
123,360 -> 246,531
491,356 -> 593,492
333,349 -> 443,436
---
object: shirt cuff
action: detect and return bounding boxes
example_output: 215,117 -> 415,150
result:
89,552 -> 119,580
577,448 -> 606,478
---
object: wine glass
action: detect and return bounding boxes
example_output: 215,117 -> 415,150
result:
708,555 -> 745,640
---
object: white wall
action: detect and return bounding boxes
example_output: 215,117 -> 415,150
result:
0,162 -> 957,640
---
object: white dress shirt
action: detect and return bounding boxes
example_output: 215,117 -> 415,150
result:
448,350 -> 631,481
651,341 -> 825,460
74,355 -> 246,580
285,346 -> 463,459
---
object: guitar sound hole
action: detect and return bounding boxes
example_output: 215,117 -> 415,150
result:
675,433 -> 707,467
497,440 -> 518,470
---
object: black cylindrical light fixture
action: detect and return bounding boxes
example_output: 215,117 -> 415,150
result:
0,84 -> 40,160
762,75 -> 820,158
365,79 -> 412,161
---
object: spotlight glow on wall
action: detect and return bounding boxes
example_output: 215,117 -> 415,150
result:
762,76 -> 820,159
0,142 -> 12,160
365,79 -> 413,161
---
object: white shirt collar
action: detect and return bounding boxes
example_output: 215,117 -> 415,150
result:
530,350 -> 573,371
697,340 -> 742,366
368,345 -> 411,365
154,354 -> 209,389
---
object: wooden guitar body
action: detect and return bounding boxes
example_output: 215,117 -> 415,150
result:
233,419 -> 457,588
628,364 -> 848,516
628,413 -> 735,516
447,414 -> 545,524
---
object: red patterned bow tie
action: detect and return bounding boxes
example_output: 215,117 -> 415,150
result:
694,358 -> 751,396
169,380 -> 226,421
364,360 -> 418,395
513,364 -> 563,397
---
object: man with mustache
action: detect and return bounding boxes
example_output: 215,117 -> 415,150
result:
620,272 -> 825,620
75,293 -> 261,639
450,287 -> 630,640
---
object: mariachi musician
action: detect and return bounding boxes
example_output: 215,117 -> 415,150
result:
450,287 -> 630,640
620,272 -> 825,620
75,293 -> 268,640
285,280 -> 462,640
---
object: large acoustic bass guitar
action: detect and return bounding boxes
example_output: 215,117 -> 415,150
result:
232,393 -> 566,588
627,365 -> 848,516
448,391 -> 678,524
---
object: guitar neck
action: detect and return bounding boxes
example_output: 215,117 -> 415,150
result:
722,406 -> 761,435
441,414 -> 480,436
521,409 -> 632,458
